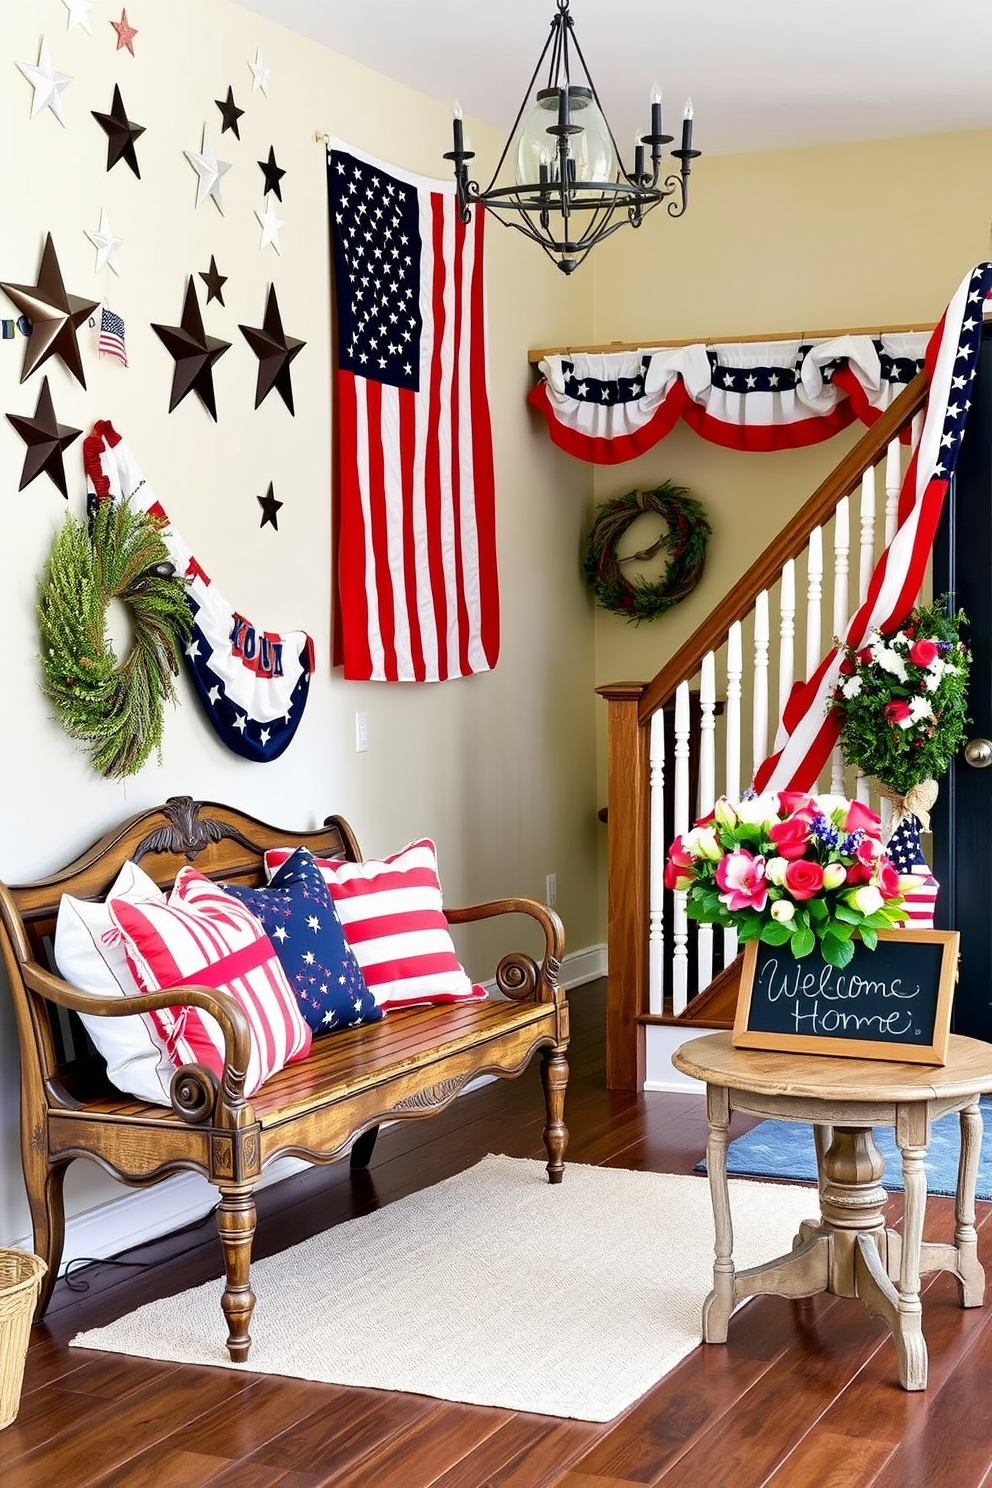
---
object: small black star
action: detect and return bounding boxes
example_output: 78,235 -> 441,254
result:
198,254 -> 228,307
239,285 -> 306,414
92,82 -> 145,178
151,278 -> 231,421
6,377 -> 82,497
257,482 -> 282,530
215,85 -> 245,140
258,145 -> 286,201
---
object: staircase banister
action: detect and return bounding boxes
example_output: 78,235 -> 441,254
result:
636,368 -> 930,727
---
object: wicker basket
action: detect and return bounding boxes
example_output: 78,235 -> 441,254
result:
0,1250 -> 46,1430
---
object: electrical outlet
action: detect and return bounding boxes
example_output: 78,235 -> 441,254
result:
355,711 -> 369,753
545,873 -> 557,909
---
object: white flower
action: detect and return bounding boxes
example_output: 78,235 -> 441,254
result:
846,885 -> 884,916
685,825 -> 722,861
874,645 -> 908,681
840,675 -> 862,698
735,795 -> 778,826
908,695 -> 934,723
764,856 -> 789,885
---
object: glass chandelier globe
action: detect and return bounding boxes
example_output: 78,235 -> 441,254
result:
514,86 -> 618,185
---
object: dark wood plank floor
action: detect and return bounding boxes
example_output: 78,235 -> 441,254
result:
6,982 -> 992,1487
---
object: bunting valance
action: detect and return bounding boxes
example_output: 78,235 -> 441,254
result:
528,333 -> 930,464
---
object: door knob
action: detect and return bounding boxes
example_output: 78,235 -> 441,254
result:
964,737 -> 992,768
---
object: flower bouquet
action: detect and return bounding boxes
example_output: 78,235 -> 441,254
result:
665,793 -> 908,969
829,599 -> 970,809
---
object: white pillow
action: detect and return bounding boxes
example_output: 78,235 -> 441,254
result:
54,860 -> 174,1104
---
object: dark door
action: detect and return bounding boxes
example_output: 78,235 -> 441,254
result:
933,326 -> 992,1038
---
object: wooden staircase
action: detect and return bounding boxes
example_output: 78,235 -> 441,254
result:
598,369 -> 932,1090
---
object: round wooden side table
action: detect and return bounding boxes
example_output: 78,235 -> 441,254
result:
672,1030 -> 992,1390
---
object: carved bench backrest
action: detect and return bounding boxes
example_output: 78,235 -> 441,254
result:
0,796 -> 361,1102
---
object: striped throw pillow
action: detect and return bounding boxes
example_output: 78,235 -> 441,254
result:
264,840 -> 486,1011
109,867 -> 312,1098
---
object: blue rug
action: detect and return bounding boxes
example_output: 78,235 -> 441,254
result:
696,1097 -> 992,1200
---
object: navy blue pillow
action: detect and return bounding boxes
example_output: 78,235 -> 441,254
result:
225,848 -> 382,1035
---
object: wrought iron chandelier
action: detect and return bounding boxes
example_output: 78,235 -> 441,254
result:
445,0 -> 700,275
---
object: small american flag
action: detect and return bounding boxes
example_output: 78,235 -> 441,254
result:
98,307 -> 128,366
885,814 -> 939,930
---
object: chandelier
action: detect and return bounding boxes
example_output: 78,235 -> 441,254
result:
444,0 -> 700,275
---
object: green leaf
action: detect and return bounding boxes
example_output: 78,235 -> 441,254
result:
807,898 -> 828,921
737,918 -> 763,942
859,927 -> 878,951
822,934 -> 856,969
832,904 -> 860,923
759,922 -> 793,945
791,926 -> 816,959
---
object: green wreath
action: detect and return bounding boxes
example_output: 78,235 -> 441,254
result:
582,482 -> 711,623
38,500 -> 193,779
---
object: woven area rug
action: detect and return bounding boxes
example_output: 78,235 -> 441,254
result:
71,1154 -> 817,1422
700,1097 -> 992,1199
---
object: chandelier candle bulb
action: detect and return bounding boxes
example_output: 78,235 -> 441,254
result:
681,98 -> 693,153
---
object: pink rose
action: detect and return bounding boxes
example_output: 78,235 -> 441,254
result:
875,858 -> 901,899
856,647 -> 873,666
777,791 -> 816,817
715,849 -> 768,912
842,800 -> 882,835
664,836 -> 696,891
909,638 -> 939,667
768,817 -> 812,860
884,700 -> 912,726
783,859 -> 825,901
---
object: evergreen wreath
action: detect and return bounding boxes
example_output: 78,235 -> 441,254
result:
38,499 -> 193,779
829,598 -> 971,796
582,482 -> 710,623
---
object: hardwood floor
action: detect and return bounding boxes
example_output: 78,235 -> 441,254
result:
6,981 -> 992,1487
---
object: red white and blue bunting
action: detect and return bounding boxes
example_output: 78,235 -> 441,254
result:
528,333 -> 930,464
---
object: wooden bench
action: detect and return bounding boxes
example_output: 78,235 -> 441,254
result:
0,797 -> 569,1361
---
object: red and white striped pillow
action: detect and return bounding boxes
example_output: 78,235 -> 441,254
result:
109,867 -> 312,1098
264,840 -> 486,1011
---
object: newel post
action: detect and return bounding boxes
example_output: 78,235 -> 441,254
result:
597,681 -> 650,1091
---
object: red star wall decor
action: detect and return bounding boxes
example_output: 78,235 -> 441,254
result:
111,8 -> 138,54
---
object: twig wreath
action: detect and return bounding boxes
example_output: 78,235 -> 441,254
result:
38,499 -> 193,778
582,482 -> 711,623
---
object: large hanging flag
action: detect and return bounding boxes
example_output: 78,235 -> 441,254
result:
754,261 -> 992,793
326,141 -> 498,683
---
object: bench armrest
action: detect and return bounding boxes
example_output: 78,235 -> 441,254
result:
444,896 -> 565,1003
22,959 -> 253,1118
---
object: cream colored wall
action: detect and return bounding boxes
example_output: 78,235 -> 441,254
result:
0,0 -> 597,1248
587,128 -> 992,809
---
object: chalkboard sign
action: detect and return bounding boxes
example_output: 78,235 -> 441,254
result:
732,929 -> 959,1064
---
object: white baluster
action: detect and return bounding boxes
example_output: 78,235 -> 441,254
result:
648,711 -> 666,1016
884,438 -> 901,545
672,682 -> 691,1016
830,497 -> 850,794
778,559 -> 796,724
859,466 -> 876,603
697,655 -> 716,992
752,590 -> 770,781
805,526 -> 823,681
724,623 -> 742,969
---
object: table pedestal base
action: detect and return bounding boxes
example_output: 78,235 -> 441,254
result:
702,1111 -> 986,1391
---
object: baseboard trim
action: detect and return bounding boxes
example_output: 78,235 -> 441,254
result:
11,942 -> 608,1270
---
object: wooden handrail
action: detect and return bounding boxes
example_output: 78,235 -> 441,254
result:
636,368 -> 931,727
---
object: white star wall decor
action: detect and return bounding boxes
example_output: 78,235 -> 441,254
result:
185,126 -> 231,213
85,208 -> 124,274
255,196 -> 285,254
63,0 -> 94,33
18,37 -> 72,125
248,48 -> 271,96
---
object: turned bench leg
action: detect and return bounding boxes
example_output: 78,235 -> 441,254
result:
217,1188 -> 257,1362
25,1157 -> 67,1318
541,1046 -> 569,1183
350,1125 -> 380,1170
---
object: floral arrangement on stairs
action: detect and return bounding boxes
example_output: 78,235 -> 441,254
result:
665,793 -> 910,968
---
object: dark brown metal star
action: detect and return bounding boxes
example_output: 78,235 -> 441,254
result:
215,85 -> 244,140
6,377 -> 82,497
257,145 -> 286,201
151,278 -> 231,421
92,82 -> 145,178
257,482 -> 282,530
1,233 -> 99,388
238,285 -> 306,415
198,254 -> 228,306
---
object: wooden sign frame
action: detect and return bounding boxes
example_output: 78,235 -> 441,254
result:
732,928 -> 960,1065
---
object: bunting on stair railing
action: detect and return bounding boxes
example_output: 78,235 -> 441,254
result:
753,261 -> 992,793
528,332 -> 930,464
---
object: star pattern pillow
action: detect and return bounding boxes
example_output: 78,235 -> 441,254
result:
225,848 -> 382,1035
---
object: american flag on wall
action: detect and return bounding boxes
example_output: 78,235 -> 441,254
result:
98,307 -> 128,366
326,141 -> 499,683
754,260 -> 992,793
